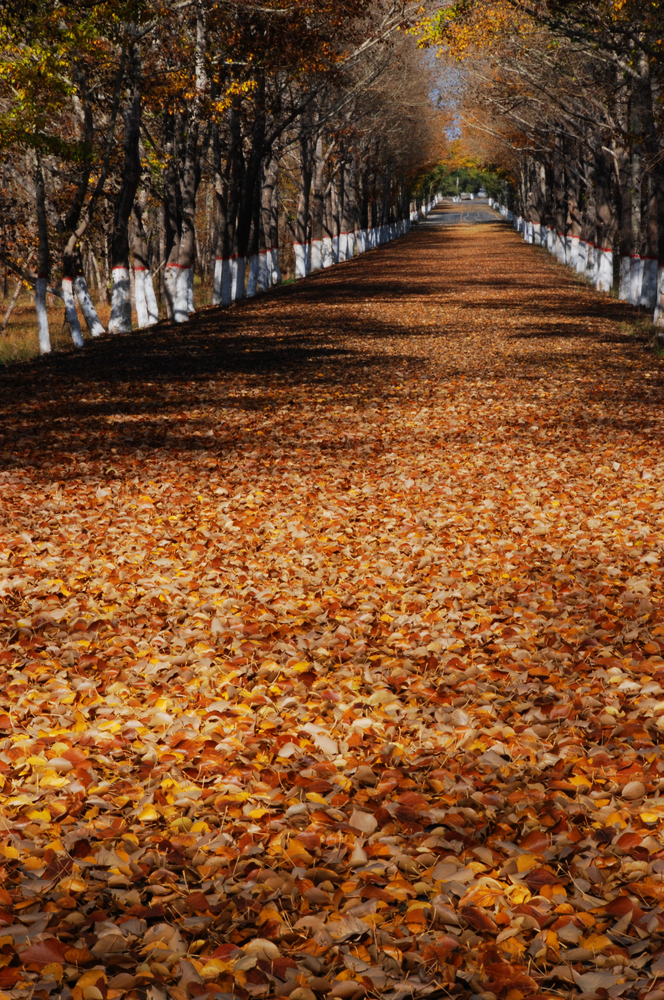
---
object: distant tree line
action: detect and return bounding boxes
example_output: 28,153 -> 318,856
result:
423,0 -> 664,322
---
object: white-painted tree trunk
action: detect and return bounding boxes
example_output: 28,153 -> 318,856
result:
187,266 -> 194,314
586,245 -> 598,284
222,259 -> 233,304
164,264 -> 178,318
546,227 -> 555,253
311,240 -> 323,271
555,232 -> 565,263
576,241 -> 588,274
639,258 -> 658,309
338,232 -> 347,263
294,243 -> 308,279
108,266 -> 132,334
257,250 -> 269,293
174,266 -> 190,323
356,231 -> 366,254
246,254 -> 260,298
35,277 -> 51,354
232,256 -> 246,300
263,250 -> 273,290
62,278 -> 85,347
629,255 -> 644,306
321,237 -> 334,268
654,266 -> 664,327
332,235 -> 340,262
618,256 -> 631,301
569,236 -> 580,268
134,267 -> 149,329
596,249 -> 613,293
133,266 -> 159,328
270,248 -> 281,285
214,258 -> 234,305
73,275 -> 105,336
213,258 -> 223,305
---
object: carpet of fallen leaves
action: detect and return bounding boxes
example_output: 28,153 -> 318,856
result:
1,213 -> 664,1000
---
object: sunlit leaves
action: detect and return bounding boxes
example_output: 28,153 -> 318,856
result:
0,219 -> 662,1000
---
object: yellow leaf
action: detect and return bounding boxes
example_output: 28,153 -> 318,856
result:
256,903 -> 284,926
200,959 -> 233,980
190,821 -> 211,834
76,971 -> 106,989
22,856 -> 45,871
516,854 -> 538,873
42,964 -> 63,982
137,805 -> 160,822
26,808 -> 51,822
581,933 -> 611,953
569,775 -> 591,788
504,883 -> 531,904
640,811 -> 660,824
58,877 -> 87,894
285,840 -> 313,864
604,811 -> 627,829
499,936 -> 525,957
1,846 -> 19,860
306,792 -> 328,804
40,773 -> 69,788
248,808 -> 270,819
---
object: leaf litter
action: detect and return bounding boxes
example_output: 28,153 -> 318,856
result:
0,221 -> 663,1000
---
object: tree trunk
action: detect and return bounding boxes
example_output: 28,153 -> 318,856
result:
34,152 -> 51,354
163,112 -> 182,320
132,196 -> 159,328
246,169 -> 262,298
294,133 -> 313,279
259,155 -> 278,291
109,39 -> 142,334
2,280 -> 21,334
311,137 -> 326,272
639,171 -> 658,308
595,147 -> 618,293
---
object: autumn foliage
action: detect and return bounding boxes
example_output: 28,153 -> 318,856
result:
0,210 -> 662,999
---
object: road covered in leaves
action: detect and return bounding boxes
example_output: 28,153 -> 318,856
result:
1,215 -> 664,1000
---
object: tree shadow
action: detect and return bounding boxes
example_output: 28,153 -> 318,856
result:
0,222 -> 662,487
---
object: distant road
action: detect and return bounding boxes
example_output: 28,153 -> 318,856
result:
422,198 -> 502,226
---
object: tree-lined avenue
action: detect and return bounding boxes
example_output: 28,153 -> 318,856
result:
0,217 -> 663,1000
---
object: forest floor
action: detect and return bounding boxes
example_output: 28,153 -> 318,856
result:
1,213 -> 664,1000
